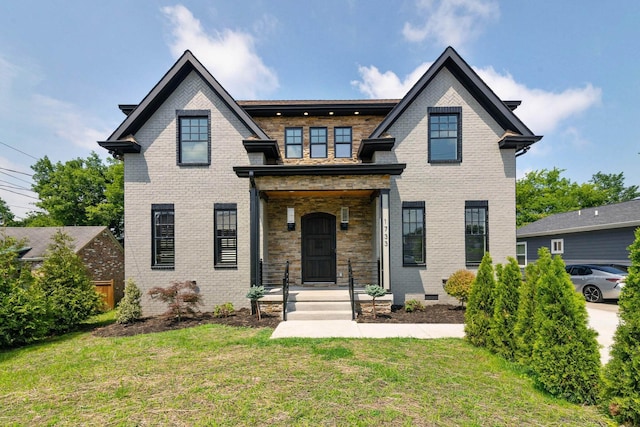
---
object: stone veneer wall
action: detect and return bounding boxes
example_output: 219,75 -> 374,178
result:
78,230 -> 125,303
251,114 -> 384,165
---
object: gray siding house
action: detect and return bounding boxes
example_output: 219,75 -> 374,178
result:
516,199 -> 640,268
99,47 -> 541,315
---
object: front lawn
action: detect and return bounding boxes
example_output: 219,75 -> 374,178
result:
0,317 -> 612,426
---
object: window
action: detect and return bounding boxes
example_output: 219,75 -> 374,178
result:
402,201 -> 425,266
428,106 -> 462,163
310,127 -> 327,158
177,110 -> 210,165
551,239 -> 564,254
516,242 -> 527,267
465,201 -> 488,266
152,204 -> 174,268
215,203 -> 237,267
285,127 -> 303,158
334,127 -> 352,158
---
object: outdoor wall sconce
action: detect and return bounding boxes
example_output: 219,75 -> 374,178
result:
287,207 -> 295,231
340,207 -> 349,230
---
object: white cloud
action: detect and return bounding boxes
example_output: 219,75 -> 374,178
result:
352,62 -> 601,135
403,0 -> 500,49
161,4 -> 278,99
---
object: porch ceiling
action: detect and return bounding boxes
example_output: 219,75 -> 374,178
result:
263,189 -> 375,199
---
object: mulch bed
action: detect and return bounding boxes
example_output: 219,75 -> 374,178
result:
92,305 -> 465,338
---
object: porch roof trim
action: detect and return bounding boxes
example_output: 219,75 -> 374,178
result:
233,163 -> 406,178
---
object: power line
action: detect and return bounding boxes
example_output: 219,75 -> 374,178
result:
0,170 -> 33,186
0,187 -> 39,200
0,140 -> 39,160
0,182 -> 34,192
0,166 -> 33,177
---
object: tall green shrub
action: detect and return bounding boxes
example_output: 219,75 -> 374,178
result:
489,257 -> 522,360
465,252 -> 496,347
530,249 -> 601,404
513,261 -> 541,365
602,227 -> 640,424
117,279 -> 142,324
34,231 -> 102,334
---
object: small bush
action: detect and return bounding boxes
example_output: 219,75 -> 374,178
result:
365,284 -> 387,318
116,279 -> 142,324
246,286 -> 266,320
404,299 -> 425,313
149,280 -> 203,321
214,302 -> 234,318
444,270 -> 475,308
464,252 -> 496,347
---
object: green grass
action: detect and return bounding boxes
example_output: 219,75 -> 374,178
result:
0,317 -> 613,426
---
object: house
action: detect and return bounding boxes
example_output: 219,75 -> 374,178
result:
516,199 -> 640,268
1,226 -> 125,306
98,47 -> 541,316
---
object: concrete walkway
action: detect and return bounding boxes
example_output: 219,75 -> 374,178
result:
271,302 -> 619,364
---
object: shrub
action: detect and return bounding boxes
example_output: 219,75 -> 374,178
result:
214,302 -> 234,318
513,262 -> 541,365
365,284 -> 387,318
464,252 -> 496,347
404,299 -> 425,313
246,285 -> 266,320
602,227 -> 640,424
444,270 -> 475,308
34,231 -> 102,334
149,280 -> 203,321
529,248 -> 601,404
116,279 -> 142,324
488,257 -> 522,360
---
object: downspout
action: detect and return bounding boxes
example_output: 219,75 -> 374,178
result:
515,146 -> 530,158
249,171 -> 260,287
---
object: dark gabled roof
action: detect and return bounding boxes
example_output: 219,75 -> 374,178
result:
1,226 -> 120,260
369,46 -> 542,148
102,50 -> 270,144
517,199 -> 640,238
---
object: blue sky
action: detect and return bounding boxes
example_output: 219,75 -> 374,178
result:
1,0 -> 639,220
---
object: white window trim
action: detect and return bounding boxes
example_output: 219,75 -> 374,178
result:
516,241 -> 527,267
550,238 -> 564,254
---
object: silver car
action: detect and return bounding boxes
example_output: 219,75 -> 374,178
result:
565,264 -> 626,302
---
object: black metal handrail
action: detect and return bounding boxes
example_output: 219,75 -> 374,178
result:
282,261 -> 290,321
348,259 -> 356,320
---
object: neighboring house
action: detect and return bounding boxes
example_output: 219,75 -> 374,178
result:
2,226 -> 125,304
516,199 -> 640,268
98,46 -> 541,315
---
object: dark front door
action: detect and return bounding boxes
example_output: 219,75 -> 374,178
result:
302,213 -> 336,283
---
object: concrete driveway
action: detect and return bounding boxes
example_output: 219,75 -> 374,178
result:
586,301 -> 619,364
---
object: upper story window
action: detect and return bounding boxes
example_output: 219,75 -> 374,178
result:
428,106 -> 462,163
402,201 -> 426,266
310,127 -> 328,158
465,200 -> 488,266
334,127 -> 352,158
177,110 -> 211,165
285,127 -> 303,158
551,239 -> 564,254
152,204 -> 175,269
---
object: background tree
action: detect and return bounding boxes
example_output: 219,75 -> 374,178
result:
464,252 -> 496,347
516,168 -> 639,227
0,198 -> 15,226
31,153 -> 124,238
602,228 -> 640,424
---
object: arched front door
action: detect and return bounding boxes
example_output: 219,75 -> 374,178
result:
301,213 -> 336,283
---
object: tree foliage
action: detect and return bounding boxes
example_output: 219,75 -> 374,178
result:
489,257 -> 522,360
116,279 -> 142,324
516,168 -> 639,227
34,231 -> 103,334
444,269 -> 475,308
464,252 -> 496,347
149,281 -> 203,322
513,262 -> 541,365
529,248 -> 601,404
30,153 -> 124,238
0,198 -> 15,226
602,227 -> 640,424
365,284 -> 387,318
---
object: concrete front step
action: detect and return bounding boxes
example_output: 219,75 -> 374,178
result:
286,310 -> 353,321
287,301 -> 352,311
